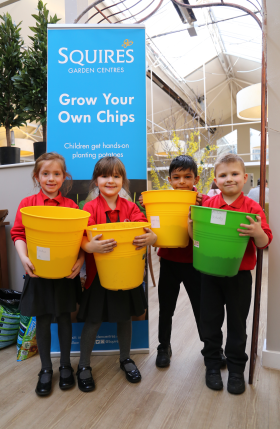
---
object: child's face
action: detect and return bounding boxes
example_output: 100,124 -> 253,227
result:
95,171 -> 123,199
214,162 -> 248,198
36,160 -> 65,198
168,168 -> 199,190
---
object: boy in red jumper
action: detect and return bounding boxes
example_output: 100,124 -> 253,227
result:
142,155 -> 226,368
189,153 -> 272,394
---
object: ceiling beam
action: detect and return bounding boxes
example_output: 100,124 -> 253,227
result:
146,70 -> 216,134
0,0 -> 20,7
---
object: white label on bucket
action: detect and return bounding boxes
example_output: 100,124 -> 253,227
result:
151,216 -> 160,228
194,240 -> 199,248
210,210 -> 227,225
37,246 -> 50,261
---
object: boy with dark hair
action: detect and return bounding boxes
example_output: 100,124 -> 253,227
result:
189,153 -> 272,394
149,155 -> 225,368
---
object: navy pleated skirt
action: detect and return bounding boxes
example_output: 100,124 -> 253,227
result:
78,274 -> 147,323
19,274 -> 82,317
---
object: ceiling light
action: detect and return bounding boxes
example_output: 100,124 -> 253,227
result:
237,83 -> 261,120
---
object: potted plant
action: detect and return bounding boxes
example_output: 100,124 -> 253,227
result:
13,1 -> 60,160
0,13 -> 27,165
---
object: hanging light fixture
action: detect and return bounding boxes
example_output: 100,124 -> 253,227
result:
236,83 -> 261,121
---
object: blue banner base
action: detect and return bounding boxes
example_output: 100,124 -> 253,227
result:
50,320 -> 149,357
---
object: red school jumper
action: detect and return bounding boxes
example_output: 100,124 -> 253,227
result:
11,189 -> 78,244
202,192 -> 272,270
83,194 -> 148,290
158,188 -> 209,263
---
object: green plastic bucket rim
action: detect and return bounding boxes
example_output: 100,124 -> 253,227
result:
191,205 -> 258,219
87,222 -> 151,233
20,206 -> 91,221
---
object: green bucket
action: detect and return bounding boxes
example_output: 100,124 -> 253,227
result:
191,206 -> 257,277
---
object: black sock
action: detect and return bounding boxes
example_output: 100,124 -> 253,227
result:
57,313 -> 72,378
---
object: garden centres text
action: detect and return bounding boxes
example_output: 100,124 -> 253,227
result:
58,93 -> 135,127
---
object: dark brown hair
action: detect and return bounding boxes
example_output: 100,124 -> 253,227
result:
89,156 -> 130,194
32,152 -> 73,194
214,153 -> 245,175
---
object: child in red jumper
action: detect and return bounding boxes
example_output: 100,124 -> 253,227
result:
140,155 -> 224,368
77,156 -> 157,392
189,153 -> 272,394
11,152 -> 84,396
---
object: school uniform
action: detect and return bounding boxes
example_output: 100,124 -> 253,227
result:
10,189 -> 81,317
157,188 -> 209,347
201,192 -> 273,373
78,194 -> 148,323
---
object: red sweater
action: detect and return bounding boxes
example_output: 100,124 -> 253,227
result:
83,194 -> 148,289
202,192 -> 272,271
10,189 -> 78,243
158,189 -> 209,263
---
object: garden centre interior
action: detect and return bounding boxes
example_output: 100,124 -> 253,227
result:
0,0 -> 280,428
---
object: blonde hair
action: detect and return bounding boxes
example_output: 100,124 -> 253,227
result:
214,153 -> 245,176
89,156 -> 130,194
32,152 -> 73,194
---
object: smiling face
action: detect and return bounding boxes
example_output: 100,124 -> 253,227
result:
35,160 -> 65,198
214,161 -> 248,199
168,168 -> 199,190
95,170 -> 123,200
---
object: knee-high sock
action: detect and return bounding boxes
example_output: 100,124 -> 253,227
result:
57,312 -> 72,377
36,314 -> 52,382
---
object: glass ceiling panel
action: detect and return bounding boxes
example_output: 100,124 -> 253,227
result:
211,2 -> 262,62
105,0 -> 262,78
145,0 -> 217,78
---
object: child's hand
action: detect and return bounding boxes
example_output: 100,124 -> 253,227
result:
66,249 -> 85,279
196,193 -> 203,206
237,215 -> 269,248
82,235 -> 117,254
20,255 -> 39,278
139,195 -> 145,208
133,227 -> 157,250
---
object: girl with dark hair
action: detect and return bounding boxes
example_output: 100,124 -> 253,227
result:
77,156 -> 157,392
11,152 -> 83,396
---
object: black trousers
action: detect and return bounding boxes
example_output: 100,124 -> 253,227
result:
158,258 -> 202,347
200,270 -> 252,373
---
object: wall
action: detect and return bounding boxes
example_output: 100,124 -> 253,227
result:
262,0 -> 280,369
0,163 -> 38,291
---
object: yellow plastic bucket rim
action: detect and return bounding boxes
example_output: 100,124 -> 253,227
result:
86,222 -> 151,233
141,190 -> 195,194
20,206 -> 90,221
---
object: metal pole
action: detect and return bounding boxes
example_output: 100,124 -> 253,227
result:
203,63 -> 207,130
151,70 -> 154,134
231,81 -> 233,133
249,0 -> 267,385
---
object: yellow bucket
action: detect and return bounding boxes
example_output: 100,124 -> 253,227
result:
20,206 -> 90,279
142,190 -> 197,248
86,222 -> 150,290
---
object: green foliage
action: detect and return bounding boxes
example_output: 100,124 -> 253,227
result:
0,13 -> 27,146
12,1 -> 60,141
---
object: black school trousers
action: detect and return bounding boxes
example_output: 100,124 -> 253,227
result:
200,270 -> 252,373
158,258 -> 202,347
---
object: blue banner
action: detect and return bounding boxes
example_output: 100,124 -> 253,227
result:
47,25 -> 146,180
51,321 -> 149,353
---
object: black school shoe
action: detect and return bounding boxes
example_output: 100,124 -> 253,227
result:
206,369 -> 223,391
59,365 -> 75,390
120,358 -> 142,383
35,369 -> 53,396
227,373 -> 245,395
156,344 -> 172,368
76,366 -> 95,392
